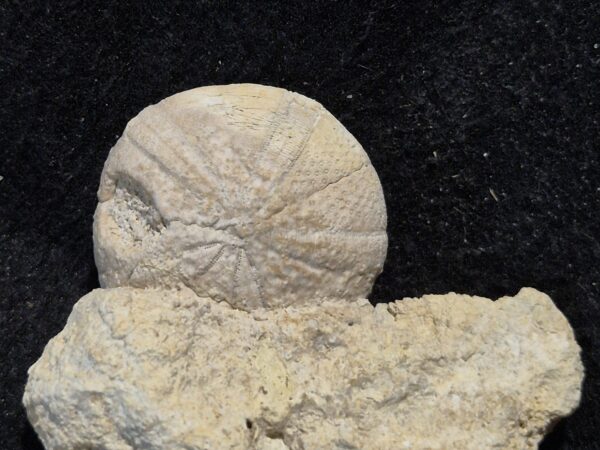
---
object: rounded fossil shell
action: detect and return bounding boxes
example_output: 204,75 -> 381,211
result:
93,84 -> 387,310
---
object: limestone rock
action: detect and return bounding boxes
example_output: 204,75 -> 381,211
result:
24,287 -> 583,450
93,84 -> 387,310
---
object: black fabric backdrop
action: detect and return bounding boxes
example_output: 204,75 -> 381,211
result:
1,1 -> 599,449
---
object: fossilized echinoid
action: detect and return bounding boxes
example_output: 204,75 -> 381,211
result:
93,84 -> 387,310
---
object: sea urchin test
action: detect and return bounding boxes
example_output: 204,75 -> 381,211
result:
93,84 -> 387,310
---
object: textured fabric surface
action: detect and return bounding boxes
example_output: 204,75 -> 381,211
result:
0,1 -> 598,449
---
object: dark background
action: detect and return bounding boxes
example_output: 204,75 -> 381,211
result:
1,1 -> 599,448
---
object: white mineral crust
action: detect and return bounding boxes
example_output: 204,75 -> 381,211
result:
93,84 -> 387,310
24,287 -> 583,450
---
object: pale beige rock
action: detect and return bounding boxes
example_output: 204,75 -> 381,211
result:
93,84 -> 387,310
24,287 -> 583,450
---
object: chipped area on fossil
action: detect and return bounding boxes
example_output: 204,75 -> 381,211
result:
93,84 -> 388,310
24,287 -> 583,450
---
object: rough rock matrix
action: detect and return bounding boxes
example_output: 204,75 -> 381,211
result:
24,287 -> 583,450
93,84 -> 387,310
